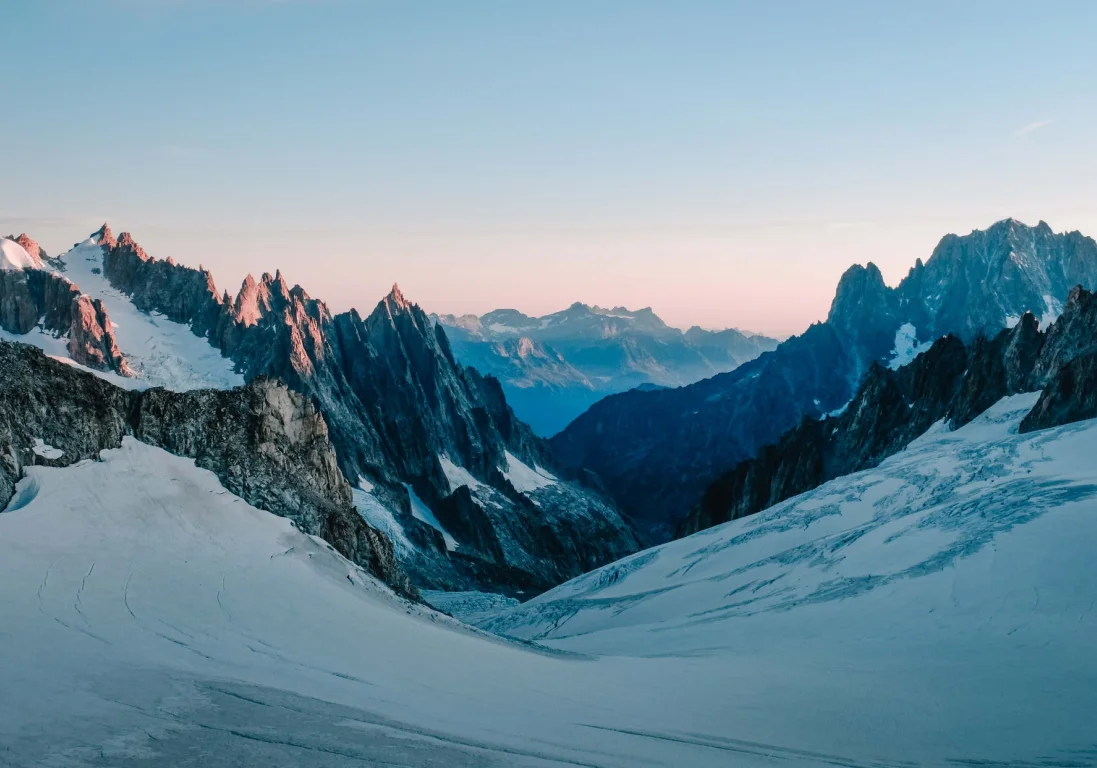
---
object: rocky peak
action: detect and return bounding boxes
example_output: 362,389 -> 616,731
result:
114,232 -> 149,261
7,234 -> 47,264
233,274 -> 266,326
826,261 -> 900,361
382,283 -> 412,313
93,223 -> 117,249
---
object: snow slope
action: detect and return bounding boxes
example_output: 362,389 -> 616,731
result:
1,438 -> 847,767
0,237 -> 42,270
4,403 -> 1097,766
486,394 -> 1097,765
52,239 -> 243,390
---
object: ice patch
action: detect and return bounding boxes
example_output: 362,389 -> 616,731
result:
888,323 -> 932,370
351,486 -> 413,555
1041,294 -> 1062,328
501,450 -> 557,493
404,483 -> 458,551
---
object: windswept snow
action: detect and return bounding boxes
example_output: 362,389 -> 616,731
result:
438,454 -> 484,492
404,482 -> 458,550
54,239 -> 243,391
0,237 -> 42,270
501,450 -> 557,493
887,322 -> 932,369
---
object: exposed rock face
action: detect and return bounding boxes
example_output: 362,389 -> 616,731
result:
0,341 -> 416,599
5,234 -> 48,265
1020,352 -> 1097,433
103,232 -> 226,336
0,268 -> 43,334
679,286 -> 1097,537
92,222 -> 117,249
554,219 -> 1097,542
67,295 -> 132,375
948,313 -> 1043,428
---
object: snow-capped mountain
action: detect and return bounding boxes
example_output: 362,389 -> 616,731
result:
435,302 -> 778,435
0,226 -> 641,596
551,218 -> 1097,541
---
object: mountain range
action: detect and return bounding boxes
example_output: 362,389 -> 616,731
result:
550,218 -> 1097,541
5,216 -> 1097,765
434,303 -> 777,435
0,226 -> 641,598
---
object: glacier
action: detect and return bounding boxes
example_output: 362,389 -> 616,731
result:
2,394 -> 1096,766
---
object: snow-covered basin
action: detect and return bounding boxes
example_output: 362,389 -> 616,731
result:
1,392 -> 1096,765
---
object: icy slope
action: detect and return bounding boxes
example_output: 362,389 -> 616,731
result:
486,394 -> 1097,762
1,439 -> 853,767
55,238 -> 242,389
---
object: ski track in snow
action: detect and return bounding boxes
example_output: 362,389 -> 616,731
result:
2,399 -> 1097,765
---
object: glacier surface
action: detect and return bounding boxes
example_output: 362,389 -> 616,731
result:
2,396 -> 1096,766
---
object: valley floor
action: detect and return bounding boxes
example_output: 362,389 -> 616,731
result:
2,396 -> 1096,766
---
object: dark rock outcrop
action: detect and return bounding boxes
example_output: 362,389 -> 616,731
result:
0,341 -> 416,600
1020,351 -> 1097,433
554,219 -> 1097,542
680,285 -> 1097,537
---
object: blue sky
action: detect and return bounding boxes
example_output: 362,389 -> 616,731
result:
5,0 -> 1097,335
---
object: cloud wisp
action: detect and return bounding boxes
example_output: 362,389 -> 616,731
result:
1015,119 -> 1054,137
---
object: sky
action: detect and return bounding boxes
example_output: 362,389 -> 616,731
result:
4,1 -> 1097,337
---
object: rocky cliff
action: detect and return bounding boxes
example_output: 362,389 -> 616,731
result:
0,341 -> 415,599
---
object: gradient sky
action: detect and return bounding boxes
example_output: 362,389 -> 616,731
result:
5,1 -> 1097,336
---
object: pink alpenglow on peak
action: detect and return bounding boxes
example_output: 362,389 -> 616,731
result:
0,237 -> 44,271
